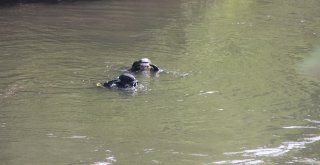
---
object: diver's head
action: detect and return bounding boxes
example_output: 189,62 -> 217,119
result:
130,58 -> 151,72
138,58 -> 152,71
118,73 -> 138,88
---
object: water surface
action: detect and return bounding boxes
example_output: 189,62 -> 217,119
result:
1,0 -> 320,164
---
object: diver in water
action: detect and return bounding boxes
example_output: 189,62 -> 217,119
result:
97,73 -> 138,89
129,58 -> 160,73
96,58 -> 160,90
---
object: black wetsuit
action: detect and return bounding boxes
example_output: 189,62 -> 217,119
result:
103,73 -> 138,89
103,79 -> 138,88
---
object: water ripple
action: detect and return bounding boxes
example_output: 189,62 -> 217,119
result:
213,159 -> 264,165
215,122 -> 320,164
223,134 -> 320,158
282,126 -> 318,129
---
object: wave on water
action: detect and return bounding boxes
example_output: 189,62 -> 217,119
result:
212,120 -> 320,164
93,149 -> 116,165
93,156 -> 116,165
213,159 -> 264,165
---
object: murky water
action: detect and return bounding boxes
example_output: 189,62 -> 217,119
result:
1,0 -> 320,164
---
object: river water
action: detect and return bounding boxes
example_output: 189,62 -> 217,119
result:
1,0 -> 320,165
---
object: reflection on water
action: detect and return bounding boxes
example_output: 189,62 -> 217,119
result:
300,48 -> 320,80
220,135 -> 320,164
216,119 -> 320,164
1,0 -> 320,165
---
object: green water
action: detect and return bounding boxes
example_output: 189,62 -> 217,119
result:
1,0 -> 320,164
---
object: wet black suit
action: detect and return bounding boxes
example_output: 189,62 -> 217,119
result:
103,73 -> 138,89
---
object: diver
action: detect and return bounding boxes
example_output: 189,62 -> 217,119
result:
129,58 -> 160,73
97,73 -> 138,89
